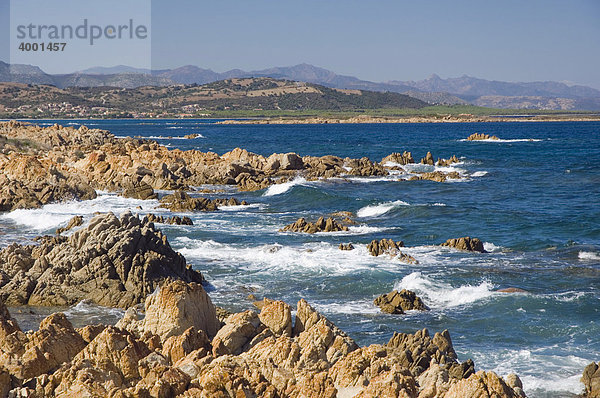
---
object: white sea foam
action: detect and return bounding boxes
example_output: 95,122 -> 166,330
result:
357,200 -> 411,218
579,251 -> 600,261
218,203 -> 265,211
459,138 -> 542,143
313,300 -> 380,315
471,171 -> 489,177
176,238 -> 404,276
145,134 -> 205,139
483,242 -> 503,252
394,272 -> 496,309
263,177 -> 307,196
0,194 -> 160,231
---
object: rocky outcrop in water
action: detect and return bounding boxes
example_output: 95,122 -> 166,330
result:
55,215 -> 84,234
0,280 -> 525,397
143,213 -> 193,225
441,237 -> 486,253
467,133 -> 499,141
280,216 -> 349,233
121,180 -> 158,200
582,362 -> 600,398
374,289 -> 430,314
367,238 -> 419,264
338,243 -> 354,251
0,212 -> 203,308
159,190 -> 247,212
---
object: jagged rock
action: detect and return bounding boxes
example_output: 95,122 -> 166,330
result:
143,213 -> 193,225
436,155 -> 460,166
583,362 -> 600,398
0,212 -> 204,308
441,237 -> 486,253
345,157 -> 388,176
56,215 -> 83,234
212,310 -> 262,356
338,243 -> 354,251
162,327 -> 210,363
420,151 -> 435,165
382,151 -> 415,165
374,289 -> 429,314
121,181 -> 158,200
118,280 -> 219,341
467,133 -> 499,141
409,170 -> 461,182
367,238 -> 405,256
445,370 -> 522,398
259,300 -> 292,337
184,134 -> 199,139
160,190 -> 247,211
280,217 -> 349,233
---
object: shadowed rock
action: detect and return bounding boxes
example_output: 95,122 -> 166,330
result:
374,289 -> 430,314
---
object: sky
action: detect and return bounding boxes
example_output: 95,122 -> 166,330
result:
1,0 -> 599,88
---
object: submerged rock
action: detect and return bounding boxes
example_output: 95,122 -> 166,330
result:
374,289 -> 429,314
0,212 -> 203,308
441,237 -> 486,253
280,216 -> 349,233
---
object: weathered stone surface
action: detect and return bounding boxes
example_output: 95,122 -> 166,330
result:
382,151 -> 415,165
212,310 -> 262,356
259,300 -> 292,337
280,216 -> 349,233
0,212 -> 204,308
338,243 -> 355,251
55,215 -> 83,234
160,190 -> 247,212
121,180 -> 158,200
583,362 -> 600,398
445,370 -> 522,398
374,289 -> 429,314
441,237 -> 486,253
467,133 -> 499,141
367,238 -> 418,264
143,213 -> 193,225
421,151 -> 435,165
118,280 -> 219,341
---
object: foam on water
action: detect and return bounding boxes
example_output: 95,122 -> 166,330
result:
313,300 -> 380,315
483,242 -> 503,252
471,171 -> 489,177
0,194 -> 160,232
357,200 -> 411,218
176,238 -> 399,275
219,203 -> 265,211
459,138 -> 543,143
394,272 -> 496,309
579,251 -> 600,261
263,177 -> 307,196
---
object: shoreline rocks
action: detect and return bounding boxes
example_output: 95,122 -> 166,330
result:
367,238 -> 419,264
280,216 -> 349,233
0,212 -> 203,308
159,190 -> 247,212
582,362 -> 600,398
143,213 -> 194,225
441,237 -> 486,253
374,289 -> 430,314
0,280 -> 526,397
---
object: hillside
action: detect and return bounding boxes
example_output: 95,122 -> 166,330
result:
0,78 -> 427,118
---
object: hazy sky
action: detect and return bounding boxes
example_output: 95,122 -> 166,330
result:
2,0 -> 599,88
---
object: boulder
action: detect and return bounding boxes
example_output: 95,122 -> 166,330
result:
374,289 -> 429,314
143,213 -> 193,226
420,151 -> 435,165
367,238 -> 404,256
583,362 -> 600,398
338,243 -> 354,251
467,133 -> 499,141
121,181 -> 158,200
55,215 -> 83,234
441,237 -> 486,253
445,370 -> 522,398
381,151 -> 415,165
0,212 -> 204,308
212,310 -> 262,356
160,190 -> 247,212
280,217 -> 349,233
259,300 -> 292,337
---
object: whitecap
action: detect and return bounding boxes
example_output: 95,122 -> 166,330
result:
579,251 -> 600,261
218,203 -> 265,211
483,242 -> 503,252
459,138 -> 542,143
393,272 -> 496,309
357,200 -> 411,218
471,171 -> 489,177
263,177 -> 307,196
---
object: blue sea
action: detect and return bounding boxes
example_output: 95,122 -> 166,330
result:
2,119 -> 599,397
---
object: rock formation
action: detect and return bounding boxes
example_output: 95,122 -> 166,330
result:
143,213 -> 193,225
160,190 -> 247,212
367,238 -> 419,264
55,215 -> 83,234
0,280 -> 525,397
0,212 -> 203,308
467,133 -> 499,141
441,237 -> 486,253
582,362 -> 600,398
374,289 -> 430,314
338,243 -> 354,251
280,217 -> 349,233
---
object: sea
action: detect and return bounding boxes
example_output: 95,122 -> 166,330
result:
1,119 -> 599,397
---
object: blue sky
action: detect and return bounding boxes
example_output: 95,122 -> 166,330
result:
2,0 -> 599,88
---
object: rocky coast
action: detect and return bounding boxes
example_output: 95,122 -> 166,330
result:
0,119 -> 595,397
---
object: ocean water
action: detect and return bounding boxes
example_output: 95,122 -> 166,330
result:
2,119 -> 600,397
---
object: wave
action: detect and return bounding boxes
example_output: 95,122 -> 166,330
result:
459,138 -> 542,143
579,251 -> 600,261
357,200 -> 411,217
471,171 -> 489,177
0,194 -> 161,231
64,300 -> 125,327
483,242 -> 503,252
312,300 -> 380,315
218,203 -> 265,211
263,177 -> 307,196
393,272 -> 495,309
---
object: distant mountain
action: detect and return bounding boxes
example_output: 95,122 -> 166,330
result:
1,60 -> 599,110
395,74 -> 600,100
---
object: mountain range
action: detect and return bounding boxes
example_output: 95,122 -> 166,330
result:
1,61 -> 599,110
